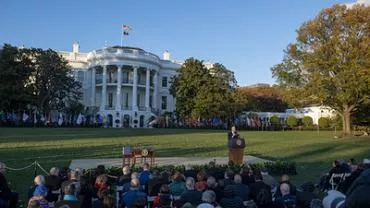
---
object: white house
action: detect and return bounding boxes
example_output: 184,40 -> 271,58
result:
58,42 -> 180,128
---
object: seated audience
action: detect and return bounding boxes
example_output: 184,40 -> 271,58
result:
344,168 -> 370,208
138,163 -> 152,187
179,177 -> 202,207
205,176 -> 222,203
275,183 -> 296,208
29,176 -> 49,208
229,174 -> 249,201
152,184 -> 172,208
219,169 -> 235,189
197,190 -> 217,208
61,170 -> 81,197
249,171 -> 272,208
93,174 -> 108,198
0,162 -> 18,208
195,171 -> 207,192
240,166 -> 255,185
261,168 -> 277,190
169,172 -> 186,196
219,185 -> 244,208
118,165 -> 131,186
45,167 -> 62,202
121,178 -> 147,208
296,181 -> 318,208
274,174 -> 296,198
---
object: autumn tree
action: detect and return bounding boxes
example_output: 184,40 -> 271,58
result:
235,85 -> 288,112
271,4 -> 370,136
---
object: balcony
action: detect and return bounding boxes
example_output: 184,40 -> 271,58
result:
105,105 -> 115,110
138,106 -> 147,111
122,106 -> 132,110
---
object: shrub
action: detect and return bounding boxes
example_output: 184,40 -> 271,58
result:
270,116 -> 280,124
302,116 -> 313,127
287,116 -> 298,128
318,117 -> 330,128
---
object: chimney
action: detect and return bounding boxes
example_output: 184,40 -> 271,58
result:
163,50 -> 170,60
72,41 -> 80,53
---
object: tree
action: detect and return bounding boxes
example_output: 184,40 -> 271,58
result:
318,117 -> 331,128
170,58 -> 236,119
236,85 -> 288,112
0,44 -> 34,111
28,48 -> 82,112
271,4 -> 370,136
302,116 -> 313,127
287,116 -> 298,128
0,44 -> 82,115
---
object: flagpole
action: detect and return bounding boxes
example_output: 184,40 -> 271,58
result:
120,25 -> 123,47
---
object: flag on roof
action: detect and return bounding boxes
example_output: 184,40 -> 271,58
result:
122,24 -> 132,35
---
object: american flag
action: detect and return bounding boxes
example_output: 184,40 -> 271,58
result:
122,24 -> 132,35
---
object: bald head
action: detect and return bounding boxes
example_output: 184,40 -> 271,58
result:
280,183 -> 290,196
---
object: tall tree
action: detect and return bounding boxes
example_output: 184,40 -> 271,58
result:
0,44 -> 34,111
170,58 -> 237,119
271,4 -> 370,136
0,44 -> 82,114
29,48 -> 82,112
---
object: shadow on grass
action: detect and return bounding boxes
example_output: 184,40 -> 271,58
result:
0,128 -> 228,142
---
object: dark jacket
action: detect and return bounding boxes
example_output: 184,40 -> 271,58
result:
179,190 -> 202,206
345,169 -> 370,208
220,185 -> 245,208
0,173 -> 10,197
229,183 -> 249,201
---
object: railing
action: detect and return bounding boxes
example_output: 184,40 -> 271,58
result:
151,108 -> 161,116
138,80 -> 146,85
105,105 -> 115,110
138,106 -> 147,111
122,106 -> 132,110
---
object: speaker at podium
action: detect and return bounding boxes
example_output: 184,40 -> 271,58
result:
228,136 -> 246,165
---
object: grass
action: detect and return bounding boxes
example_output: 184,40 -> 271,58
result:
0,127 -> 369,205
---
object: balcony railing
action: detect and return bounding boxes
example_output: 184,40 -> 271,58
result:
122,106 -> 132,110
138,106 -> 147,111
105,105 -> 115,110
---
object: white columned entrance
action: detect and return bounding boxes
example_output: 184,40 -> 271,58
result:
91,67 -> 96,106
132,67 -> 138,111
116,65 -> 122,111
145,68 -> 150,111
100,65 -> 107,111
153,71 -> 158,109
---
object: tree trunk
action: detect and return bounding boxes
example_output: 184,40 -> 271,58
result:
342,105 -> 352,136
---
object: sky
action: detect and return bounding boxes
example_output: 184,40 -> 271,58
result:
0,0 -> 366,86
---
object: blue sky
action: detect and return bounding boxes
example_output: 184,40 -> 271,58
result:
0,0 -> 354,86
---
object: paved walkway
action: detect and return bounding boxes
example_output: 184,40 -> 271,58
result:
69,155 -> 269,170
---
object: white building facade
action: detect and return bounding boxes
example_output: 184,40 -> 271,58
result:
59,42 -> 180,128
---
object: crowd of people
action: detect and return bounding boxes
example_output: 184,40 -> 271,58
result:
1,159 -> 370,208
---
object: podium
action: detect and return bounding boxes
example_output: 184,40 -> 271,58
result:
228,137 -> 246,165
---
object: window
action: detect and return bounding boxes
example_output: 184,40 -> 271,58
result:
149,95 -> 153,107
162,77 -> 168,87
161,96 -> 167,110
122,71 -> 129,83
108,93 -> 113,108
137,94 -> 140,107
125,93 -> 129,107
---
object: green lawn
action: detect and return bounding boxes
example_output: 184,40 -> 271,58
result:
0,128 -> 369,205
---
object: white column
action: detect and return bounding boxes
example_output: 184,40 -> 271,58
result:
153,71 -> 158,109
116,66 -> 122,111
91,67 -> 96,106
132,67 -> 138,111
100,65 -> 107,111
145,68 -> 150,111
